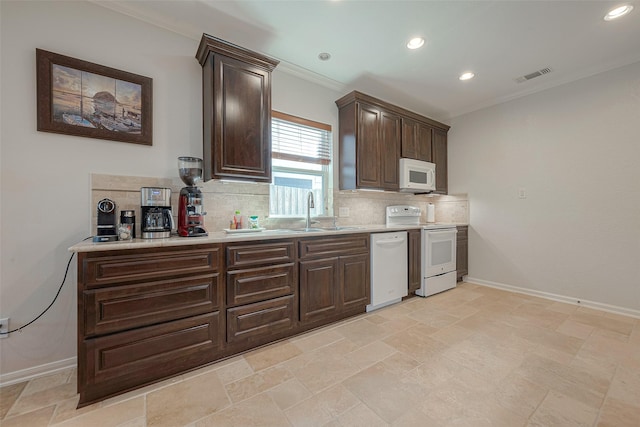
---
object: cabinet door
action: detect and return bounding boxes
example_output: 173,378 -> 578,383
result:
339,253 -> 370,312
456,226 -> 468,281
408,230 -> 421,293
416,122 -> 433,162
432,128 -> 448,194
401,118 -> 418,159
208,55 -> 272,181
402,119 -> 432,162
380,110 -> 401,190
356,103 -> 382,188
299,257 -> 340,323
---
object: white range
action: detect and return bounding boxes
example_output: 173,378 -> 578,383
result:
386,205 -> 458,297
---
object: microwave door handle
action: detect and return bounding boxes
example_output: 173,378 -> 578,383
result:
429,169 -> 435,186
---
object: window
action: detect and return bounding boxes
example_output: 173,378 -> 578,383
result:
270,111 -> 332,217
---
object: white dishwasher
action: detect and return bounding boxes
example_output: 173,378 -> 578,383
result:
367,231 -> 408,312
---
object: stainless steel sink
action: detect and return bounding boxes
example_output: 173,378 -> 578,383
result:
267,226 -> 362,233
265,228 -> 324,233
322,226 -> 362,231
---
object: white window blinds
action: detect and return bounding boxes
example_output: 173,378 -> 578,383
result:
271,111 -> 331,165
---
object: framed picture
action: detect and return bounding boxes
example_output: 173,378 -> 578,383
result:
36,49 -> 152,145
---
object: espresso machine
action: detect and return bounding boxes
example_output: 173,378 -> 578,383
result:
140,187 -> 174,239
93,198 -> 118,242
177,157 -> 208,237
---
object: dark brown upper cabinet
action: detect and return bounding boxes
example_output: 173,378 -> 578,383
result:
432,128 -> 448,194
337,95 -> 401,191
196,34 -> 279,182
336,91 -> 449,193
401,117 -> 434,163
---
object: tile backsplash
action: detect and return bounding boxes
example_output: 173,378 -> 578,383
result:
334,190 -> 469,225
90,174 -> 469,235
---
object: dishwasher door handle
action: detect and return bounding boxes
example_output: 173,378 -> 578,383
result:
375,237 -> 407,246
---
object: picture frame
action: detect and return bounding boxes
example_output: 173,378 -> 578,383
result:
36,49 -> 152,145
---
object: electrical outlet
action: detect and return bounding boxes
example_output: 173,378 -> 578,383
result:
0,317 -> 9,338
339,207 -> 350,217
518,187 -> 527,199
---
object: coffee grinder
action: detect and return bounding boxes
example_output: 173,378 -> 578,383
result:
177,156 -> 208,237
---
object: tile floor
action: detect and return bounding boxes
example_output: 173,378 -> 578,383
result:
1,282 -> 639,426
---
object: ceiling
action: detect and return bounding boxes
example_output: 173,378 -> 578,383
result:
94,0 -> 640,122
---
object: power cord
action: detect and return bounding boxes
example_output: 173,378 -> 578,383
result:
1,236 -> 92,335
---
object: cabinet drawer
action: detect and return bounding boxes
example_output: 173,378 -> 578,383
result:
83,274 -> 222,337
82,245 -> 221,288
299,235 -> 369,259
226,241 -> 295,268
227,295 -> 295,345
80,312 -> 222,406
227,263 -> 295,307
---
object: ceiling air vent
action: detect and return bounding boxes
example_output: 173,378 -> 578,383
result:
515,67 -> 553,83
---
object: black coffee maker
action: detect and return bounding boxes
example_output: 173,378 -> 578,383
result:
93,198 -> 118,242
177,157 -> 207,237
140,187 -> 173,239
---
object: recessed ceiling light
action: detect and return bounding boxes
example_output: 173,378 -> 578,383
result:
406,37 -> 425,50
459,72 -> 475,81
604,4 -> 633,21
318,52 -> 331,61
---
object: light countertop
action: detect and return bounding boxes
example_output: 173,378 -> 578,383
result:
69,223 -> 468,253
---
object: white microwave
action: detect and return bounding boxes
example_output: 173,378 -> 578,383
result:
399,158 -> 436,192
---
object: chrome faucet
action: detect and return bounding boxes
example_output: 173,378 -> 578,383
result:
305,191 -> 315,230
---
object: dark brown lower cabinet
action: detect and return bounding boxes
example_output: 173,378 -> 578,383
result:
224,241 -> 297,349
299,257 -> 340,323
408,229 -> 421,294
299,235 -> 370,327
77,244 -> 223,407
76,236 -> 370,407
456,226 -> 468,281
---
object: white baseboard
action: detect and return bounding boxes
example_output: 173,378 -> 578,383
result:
0,357 -> 77,388
465,276 -> 640,319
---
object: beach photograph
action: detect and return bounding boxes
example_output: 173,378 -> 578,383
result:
51,64 -> 142,133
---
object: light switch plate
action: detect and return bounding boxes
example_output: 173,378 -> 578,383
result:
339,207 -> 350,217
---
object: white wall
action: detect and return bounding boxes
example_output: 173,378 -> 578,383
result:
448,61 -> 640,313
0,0 -> 342,378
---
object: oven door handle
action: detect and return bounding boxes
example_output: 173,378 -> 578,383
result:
424,229 -> 457,235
